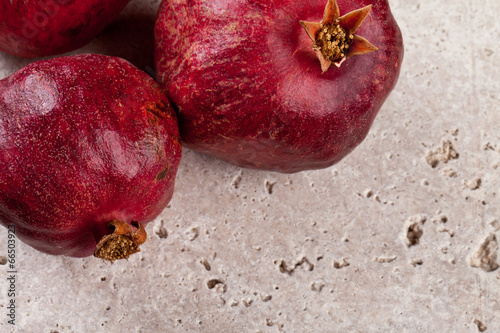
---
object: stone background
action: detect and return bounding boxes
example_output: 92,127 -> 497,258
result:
0,0 -> 499,332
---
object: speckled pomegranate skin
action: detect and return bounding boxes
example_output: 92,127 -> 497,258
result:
155,0 -> 403,173
0,54 -> 181,257
0,0 -> 131,57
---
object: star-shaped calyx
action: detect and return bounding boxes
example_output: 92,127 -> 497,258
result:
300,0 -> 378,72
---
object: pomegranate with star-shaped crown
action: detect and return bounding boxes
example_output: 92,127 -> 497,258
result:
155,0 -> 403,173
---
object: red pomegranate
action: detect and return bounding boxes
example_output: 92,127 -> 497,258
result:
0,54 -> 181,261
155,0 -> 403,173
0,0 -> 131,57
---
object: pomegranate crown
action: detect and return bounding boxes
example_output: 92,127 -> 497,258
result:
300,0 -> 378,72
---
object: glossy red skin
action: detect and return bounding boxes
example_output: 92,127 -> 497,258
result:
0,54 -> 182,257
155,0 -> 403,173
0,0 -> 131,57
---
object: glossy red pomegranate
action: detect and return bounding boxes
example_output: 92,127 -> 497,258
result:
155,0 -> 403,173
0,54 -> 181,261
0,0 -> 131,57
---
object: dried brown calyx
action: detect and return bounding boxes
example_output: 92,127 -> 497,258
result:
300,0 -> 378,72
94,220 -> 147,262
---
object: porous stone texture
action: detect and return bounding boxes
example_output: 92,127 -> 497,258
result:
0,0 -> 499,332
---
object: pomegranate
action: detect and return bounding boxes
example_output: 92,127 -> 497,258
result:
0,54 -> 181,261
0,0 -> 131,58
154,0 -> 403,173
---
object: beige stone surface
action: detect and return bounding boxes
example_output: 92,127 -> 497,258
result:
0,0 -> 499,332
